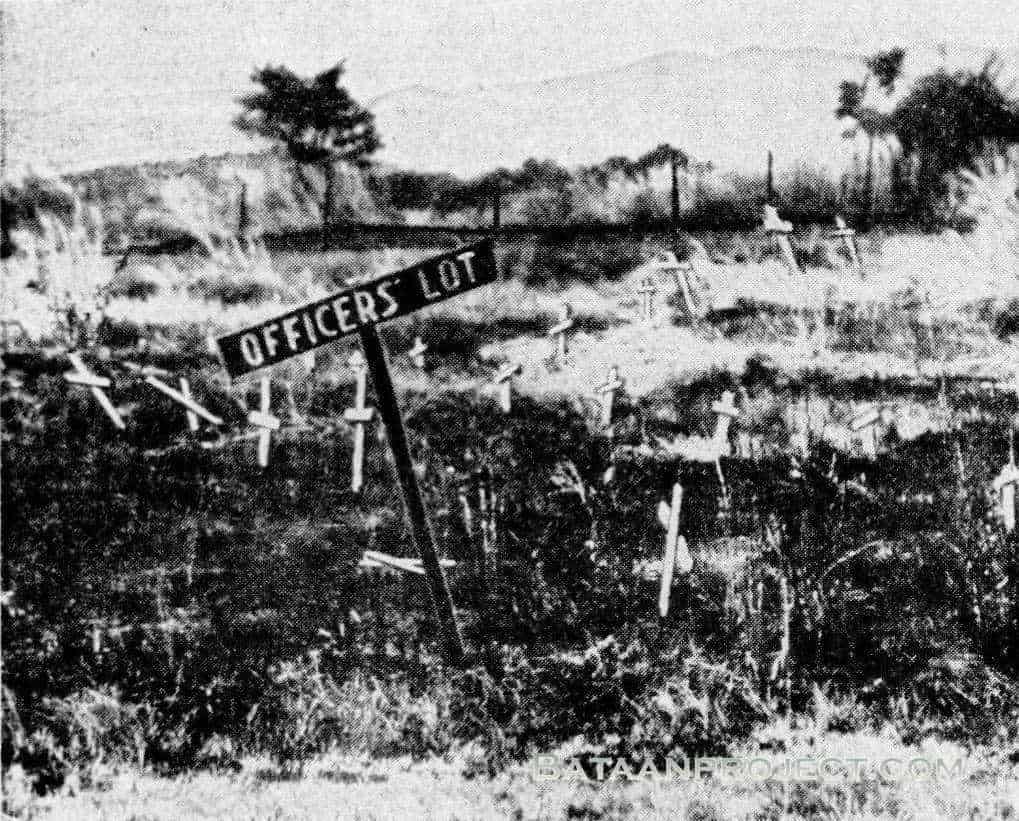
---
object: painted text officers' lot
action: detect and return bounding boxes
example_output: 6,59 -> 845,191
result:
216,239 -> 497,379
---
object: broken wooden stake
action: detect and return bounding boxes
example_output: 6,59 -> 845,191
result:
246,376 -> 280,468
359,549 -> 456,575
64,352 -> 125,429
596,366 -> 624,428
408,336 -> 429,370
548,304 -> 574,363
343,350 -> 375,492
493,362 -> 522,413
656,482 -> 693,618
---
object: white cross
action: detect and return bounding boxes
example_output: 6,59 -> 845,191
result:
762,204 -> 801,274
246,376 -> 280,468
832,215 -> 860,267
637,275 -> 658,323
408,336 -> 429,370
64,352 -> 125,429
143,374 -> 223,429
850,406 -> 882,457
343,350 -> 375,492
656,482 -> 693,617
547,304 -> 574,362
493,362 -> 522,413
993,461 -> 1019,532
596,366 -> 624,428
711,390 -> 740,455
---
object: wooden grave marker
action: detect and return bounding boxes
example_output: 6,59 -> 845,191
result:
215,239 -> 499,664
247,376 -> 280,468
711,390 -> 740,455
656,482 -> 693,618
832,215 -> 861,267
850,406 -> 882,458
142,373 -> 223,428
408,336 -> 429,370
493,362 -> 522,413
637,275 -> 659,324
547,303 -> 574,363
596,366 -> 624,428
343,350 -> 375,492
763,204 -> 802,275
64,352 -> 125,429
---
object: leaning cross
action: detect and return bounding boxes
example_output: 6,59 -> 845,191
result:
637,275 -> 659,323
850,406 -> 882,458
343,350 -> 375,492
596,366 -> 624,428
64,352 -> 125,429
832,215 -> 860,267
144,373 -> 223,428
762,204 -> 802,274
214,239 -> 498,666
993,460 -> 1019,532
246,376 -> 280,468
408,336 -> 429,370
548,304 -> 574,362
656,482 -> 693,618
493,362 -> 522,413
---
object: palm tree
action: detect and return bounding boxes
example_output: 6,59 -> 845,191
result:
835,48 -> 905,224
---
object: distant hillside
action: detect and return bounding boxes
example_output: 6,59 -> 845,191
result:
5,44 -> 1015,179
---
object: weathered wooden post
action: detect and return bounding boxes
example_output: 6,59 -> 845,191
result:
247,376 -> 279,468
656,482 -> 693,618
408,336 -> 429,370
832,215 -> 860,267
637,275 -> 658,324
64,352 -> 125,429
214,240 -> 498,666
343,350 -> 375,493
548,303 -> 574,364
179,378 -> 199,432
993,461 -> 1019,532
596,366 -> 624,428
763,204 -> 801,275
493,362 -> 522,413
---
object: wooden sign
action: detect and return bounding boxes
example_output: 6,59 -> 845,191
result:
656,482 -> 693,618
215,240 -> 497,379
596,366 -> 624,428
247,376 -> 280,468
493,362 -> 522,413
64,352 -> 125,429
213,244 -> 493,665
408,336 -> 429,370
343,350 -> 374,492
637,275 -> 658,323
547,304 -> 574,362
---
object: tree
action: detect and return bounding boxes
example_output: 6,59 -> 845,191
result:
890,59 -> 1019,221
633,144 -> 690,226
835,48 -> 905,224
234,63 -> 380,243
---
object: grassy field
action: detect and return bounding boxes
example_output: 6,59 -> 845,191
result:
4,159 -> 1019,820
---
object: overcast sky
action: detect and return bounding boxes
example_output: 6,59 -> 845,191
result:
4,0 -> 1018,171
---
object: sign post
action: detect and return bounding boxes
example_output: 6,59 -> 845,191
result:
215,239 -> 497,665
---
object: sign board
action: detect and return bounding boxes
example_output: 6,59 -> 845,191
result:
216,239 -> 497,378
